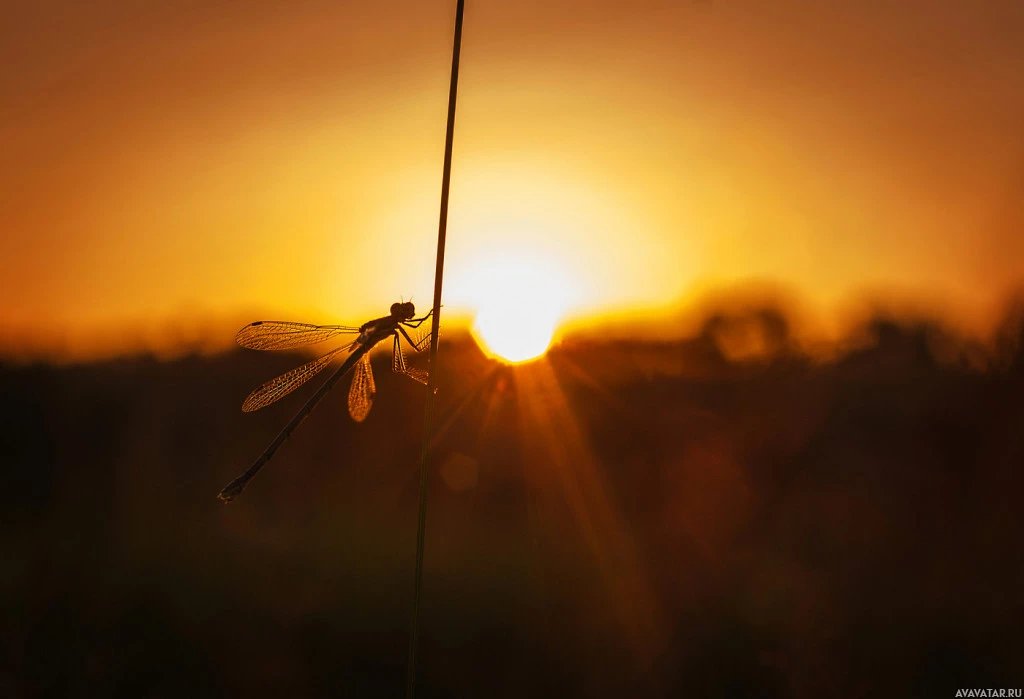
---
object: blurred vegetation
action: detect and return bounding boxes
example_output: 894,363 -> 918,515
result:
2,301 -> 1023,697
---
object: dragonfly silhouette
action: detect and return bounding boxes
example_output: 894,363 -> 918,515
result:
218,301 -> 433,502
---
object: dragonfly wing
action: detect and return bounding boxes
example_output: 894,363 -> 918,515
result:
392,334 -> 404,373
241,346 -> 345,412
412,325 -> 431,352
403,367 -> 430,386
236,321 -> 359,350
392,333 -> 430,386
347,353 -> 376,423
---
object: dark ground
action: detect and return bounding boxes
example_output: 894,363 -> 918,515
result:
2,306 -> 1023,697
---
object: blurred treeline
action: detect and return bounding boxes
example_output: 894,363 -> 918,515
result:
2,301 -> 1023,697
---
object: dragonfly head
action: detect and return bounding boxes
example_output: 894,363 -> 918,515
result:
390,301 -> 416,320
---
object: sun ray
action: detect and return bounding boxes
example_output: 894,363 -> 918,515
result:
513,358 -> 669,666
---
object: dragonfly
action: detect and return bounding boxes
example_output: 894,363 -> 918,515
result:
218,301 -> 433,502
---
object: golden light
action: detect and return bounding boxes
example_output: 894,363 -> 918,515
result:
454,251 -> 574,363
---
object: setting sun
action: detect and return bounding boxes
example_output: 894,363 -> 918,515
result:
453,252 -> 574,363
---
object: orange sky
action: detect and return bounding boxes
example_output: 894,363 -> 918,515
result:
2,0 -> 1023,359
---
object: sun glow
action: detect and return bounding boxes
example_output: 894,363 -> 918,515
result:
453,252 -> 574,363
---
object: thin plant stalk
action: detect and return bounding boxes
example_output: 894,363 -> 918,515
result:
406,0 -> 465,696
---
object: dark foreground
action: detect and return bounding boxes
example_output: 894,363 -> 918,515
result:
2,309 -> 1023,697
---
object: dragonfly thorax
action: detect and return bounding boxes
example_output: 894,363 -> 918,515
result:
356,302 -> 417,344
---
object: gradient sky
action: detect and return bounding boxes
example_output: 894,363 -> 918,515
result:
2,0 -> 1023,358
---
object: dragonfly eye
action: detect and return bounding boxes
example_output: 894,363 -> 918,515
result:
391,301 -> 416,319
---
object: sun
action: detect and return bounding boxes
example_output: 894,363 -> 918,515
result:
474,296 -> 558,363
455,252 -> 573,363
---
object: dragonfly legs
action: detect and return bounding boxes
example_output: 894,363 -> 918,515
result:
398,325 -> 431,352
402,308 -> 434,328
